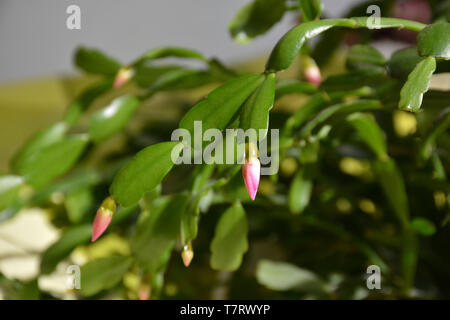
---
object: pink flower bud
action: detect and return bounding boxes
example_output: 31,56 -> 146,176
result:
138,278 -> 151,300
243,142 -> 260,201
302,56 -> 322,86
181,242 -> 194,267
113,67 -> 134,88
91,196 -> 116,242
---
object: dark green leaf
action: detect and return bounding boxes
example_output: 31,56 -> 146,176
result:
399,56 -> 436,112
110,142 -> 183,207
89,95 -> 140,142
210,202 -> 248,271
131,195 -> 188,272
17,135 -> 89,189
0,175 -> 24,211
229,0 -> 286,43
256,260 -> 328,292
40,224 -> 91,274
373,159 -> 409,228
299,0 -> 323,22
74,47 -> 121,76
417,23 -> 450,59
387,47 -> 424,79
421,107 -> 450,160
347,113 -> 388,160
266,19 -> 356,72
346,44 -> 386,70
179,74 -> 265,134
240,73 -> 276,141
80,255 -> 133,296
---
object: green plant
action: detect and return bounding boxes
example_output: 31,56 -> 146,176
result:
0,0 -> 449,299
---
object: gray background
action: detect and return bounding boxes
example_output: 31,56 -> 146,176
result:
0,0 -> 361,83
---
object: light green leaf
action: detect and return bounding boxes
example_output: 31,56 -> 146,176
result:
89,95 -> 140,142
299,0 -> 323,22
110,142 -> 183,207
0,176 -> 24,211
347,113 -> 388,160
229,0 -> 286,43
417,23 -> 450,59
131,195 -> 188,272
74,47 -> 121,76
12,122 -> 68,173
240,73 -> 276,141
17,135 -> 89,189
210,202 -> 248,271
411,218 -> 436,236
179,74 -> 265,134
346,44 -> 386,70
256,259 -> 328,292
399,57 -> 436,112
80,255 -> 133,297
65,188 -> 94,224
40,224 -> 91,274
288,167 -> 313,214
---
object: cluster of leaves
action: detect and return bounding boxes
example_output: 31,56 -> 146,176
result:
0,0 -> 449,299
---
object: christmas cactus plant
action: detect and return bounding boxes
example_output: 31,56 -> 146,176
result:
0,0 -> 449,299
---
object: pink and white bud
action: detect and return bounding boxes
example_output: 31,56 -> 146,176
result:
181,241 -> 194,267
91,196 -> 116,242
302,56 -> 322,86
138,280 -> 151,300
243,142 -> 260,201
113,66 -> 134,88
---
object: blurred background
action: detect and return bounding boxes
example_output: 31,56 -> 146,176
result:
0,0 -> 449,300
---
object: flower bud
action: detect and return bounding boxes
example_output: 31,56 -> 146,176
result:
243,142 -> 260,201
302,56 -> 322,86
113,66 -> 134,88
91,196 -> 116,242
138,276 -> 151,300
181,241 -> 194,267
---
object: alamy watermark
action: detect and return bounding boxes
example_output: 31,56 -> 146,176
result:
170,121 -> 279,175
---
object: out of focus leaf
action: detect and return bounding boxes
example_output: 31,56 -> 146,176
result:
17,135 -> 89,189
288,167 -> 313,214
89,95 -> 140,142
74,47 -> 121,76
80,255 -> 133,297
275,80 -> 318,98
40,224 -> 91,274
210,202 -> 248,271
256,260 -> 328,292
110,142 -> 183,207
12,122 -> 68,173
299,0 -> 323,22
131,195 -> 188,272
346,44 -> 386,70
421,107 -> 450,160
387,47 -> 424,79
229,0 -> 286,43
399,57 -> 436,112
373,159 -> 409,227
0,175 -> 24,211
347,113 -> 388,160
411,218 -> 436,236
138,47 -> 205,62
65,188 -> 94,224
417,23 -> 450,59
